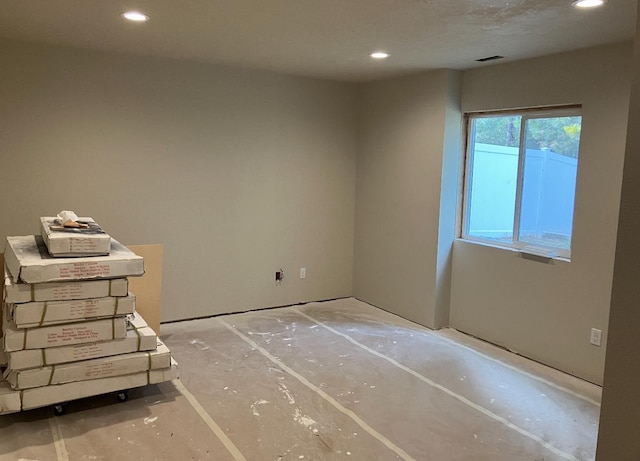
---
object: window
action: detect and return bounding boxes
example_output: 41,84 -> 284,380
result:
462,107 -> 582,259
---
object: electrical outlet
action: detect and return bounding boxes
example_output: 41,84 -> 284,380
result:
300,268 -> 306,279
590,328 -> 602,346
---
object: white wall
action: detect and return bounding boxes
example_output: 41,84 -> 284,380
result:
353,69 -> 461,328
0,39 -> 357,322
451,43 -> 632,384
1,36 -> 633,387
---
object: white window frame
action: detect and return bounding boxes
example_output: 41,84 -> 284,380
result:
461,106 -> 582,260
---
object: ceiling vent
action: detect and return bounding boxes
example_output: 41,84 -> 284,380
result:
475,55 -> 505,63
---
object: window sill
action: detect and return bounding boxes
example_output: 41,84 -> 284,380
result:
455,238 -> 571,263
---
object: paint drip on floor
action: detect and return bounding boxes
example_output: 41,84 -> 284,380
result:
279,383 -> 296,404
251,399 -> 270,416
293,408 -> 318,433
144,416 -> 159,425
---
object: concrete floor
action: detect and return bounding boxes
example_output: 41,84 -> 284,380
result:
0,298 -> 601,460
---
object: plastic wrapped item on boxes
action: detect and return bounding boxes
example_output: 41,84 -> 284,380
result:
40,217 -> 111,257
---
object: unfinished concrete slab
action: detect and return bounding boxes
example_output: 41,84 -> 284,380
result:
0,298 -> 600,460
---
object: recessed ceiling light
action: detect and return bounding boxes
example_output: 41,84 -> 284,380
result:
571,0 -> 606,8
122,11 -> 149,22
370,51 -> 390,59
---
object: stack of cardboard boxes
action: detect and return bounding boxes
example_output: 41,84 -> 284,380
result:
0,216 -> 177,414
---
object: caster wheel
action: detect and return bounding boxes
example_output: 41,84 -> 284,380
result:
117,391 -> 129,402
53,404 -> 65,416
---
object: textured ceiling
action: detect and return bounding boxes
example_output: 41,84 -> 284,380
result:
0,0 -> 636,81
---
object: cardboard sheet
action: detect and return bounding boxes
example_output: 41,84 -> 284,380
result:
5,341 -> 171,390
5,293 -> 135,328
127,244 -> 163,334
7,315 -> 156,370
4,265 -> 128,304
40,217 -> 111,257
3,316 -> 127,352
4,235 -> 144,283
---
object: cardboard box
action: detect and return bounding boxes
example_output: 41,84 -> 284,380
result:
4,235 -> 144,284
3,316 -> 127,352
40,217 -> 111,257
0,382 -> 21,415
0,340 -> 6,366
5,340 -> 171,390
4,265 -> 129,304
0,358 -> 178,412
7,315 -> 156,370
148,358 -> 178,384
4,293 -> 135,328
